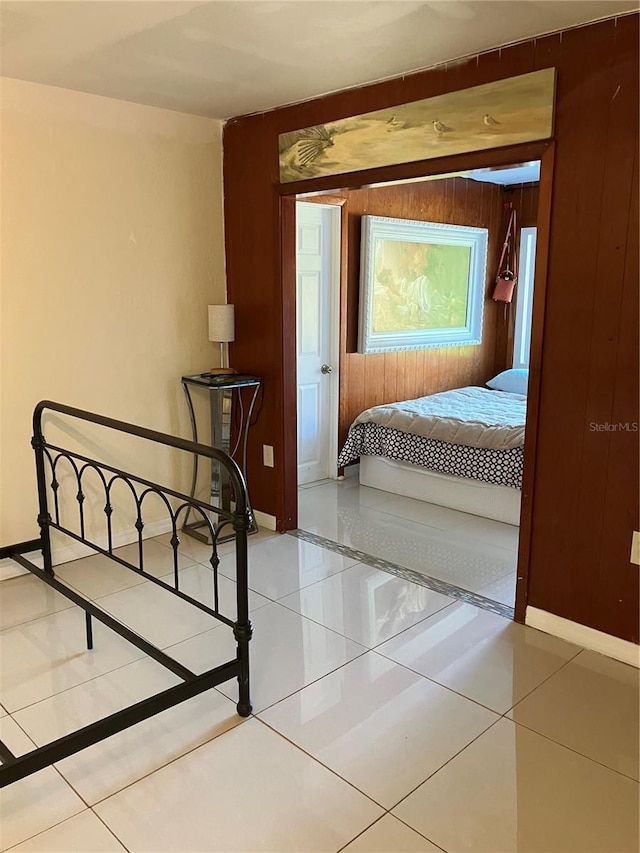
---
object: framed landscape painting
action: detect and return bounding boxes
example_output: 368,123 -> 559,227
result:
357,216 -> 488,354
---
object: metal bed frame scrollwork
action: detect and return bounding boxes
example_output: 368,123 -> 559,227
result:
0,401 -> 253,788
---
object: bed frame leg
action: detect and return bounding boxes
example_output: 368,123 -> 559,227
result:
85,612 -> 94,650
32,432 -> 55,577
234,623 -> 252,717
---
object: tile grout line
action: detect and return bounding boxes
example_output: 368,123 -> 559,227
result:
388,714 -> 506,814
0,554 -> 203,636
0,716 -> 91,853
390,813 -> 449,851
23,637 -> 370,810
4,609 -> 230,716
501,654 -> 640,785
55,714 -> 252,811
42,639 -> 399,816
334,814 -> 389,853
369,648 -> 508,716
89,809 -> 132,853
289,529 -> 515,619
273,578 -> 457,647
255,716 -> 388,811
2,596 -> 354,719
0,595 -> 76,635
247,644 -> 371,716
2,811 -> 86,853
334,811 -> 447,853
501,646 -> 584,717
256,708 -> 475,853
505,714 -> 640,784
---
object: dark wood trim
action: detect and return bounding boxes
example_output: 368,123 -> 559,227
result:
280,195 -> 298,531
514,143 -> 555,623
277,140 -> 552,196
337,202 -> 350,473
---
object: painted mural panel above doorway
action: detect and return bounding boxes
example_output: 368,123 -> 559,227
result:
278,68 -> 555,184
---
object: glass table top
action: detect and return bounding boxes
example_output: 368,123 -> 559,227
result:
182,373 -> 261,389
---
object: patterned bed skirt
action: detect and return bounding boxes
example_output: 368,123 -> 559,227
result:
338,423 -> 523,489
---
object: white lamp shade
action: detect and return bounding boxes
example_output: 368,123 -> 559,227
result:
208,304 -> 235,342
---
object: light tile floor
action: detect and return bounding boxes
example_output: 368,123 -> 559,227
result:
297,478 -> 520,608
1,527 -> 638,852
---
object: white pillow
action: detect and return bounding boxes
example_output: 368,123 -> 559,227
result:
487,368 -> 528,396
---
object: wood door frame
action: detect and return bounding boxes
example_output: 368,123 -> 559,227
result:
295,199 -> 343,484
279,140 -> 555,623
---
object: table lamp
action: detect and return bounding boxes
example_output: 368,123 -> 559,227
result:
207,304 -> 236,374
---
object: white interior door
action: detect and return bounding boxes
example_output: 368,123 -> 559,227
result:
296,201 -> 340,486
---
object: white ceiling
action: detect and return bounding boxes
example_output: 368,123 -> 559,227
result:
1,1 -> 637,119
465,161 -> 541,185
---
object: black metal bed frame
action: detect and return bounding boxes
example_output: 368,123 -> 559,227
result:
0,401 -> 253,788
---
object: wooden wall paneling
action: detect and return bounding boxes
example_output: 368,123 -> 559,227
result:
599,147 -> 639,641
394,351 -> 407,405
518,185 -> 540,228
345,203 -> 359,353
224,119 -> 284,525
481,182 -> 502,377
383,351 -> 398,408
223,15 -> 639,642
488,182 -> 504,376
404,349 -> 418,400
499,184 -> 542,367
572,18 -> 637,574
564,14 -> 638,638
492,198 -> 513,371
515,144 -> 556,622
527,19 -> 637,635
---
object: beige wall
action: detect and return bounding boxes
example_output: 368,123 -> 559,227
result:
0,77 -> 226,546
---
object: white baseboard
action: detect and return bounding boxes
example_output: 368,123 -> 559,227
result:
0,518 -> 174,580
254,510 -> 277,531
526,606 -> 640,668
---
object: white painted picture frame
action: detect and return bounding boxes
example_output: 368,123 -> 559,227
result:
357,215 -> 488,354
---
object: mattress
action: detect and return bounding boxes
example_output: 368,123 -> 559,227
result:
347,386 -> 526,450
338,386 -> 526,489
339,422 -> 524,488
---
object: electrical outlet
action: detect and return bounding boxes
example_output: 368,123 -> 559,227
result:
631,531 -> 640,566
263,444 -> 274,467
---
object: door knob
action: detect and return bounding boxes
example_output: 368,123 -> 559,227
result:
321,364 -> 333,374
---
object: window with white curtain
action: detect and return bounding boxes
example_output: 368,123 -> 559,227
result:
513,227 -> 537,369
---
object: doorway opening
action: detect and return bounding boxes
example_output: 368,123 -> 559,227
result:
283,143 -> 553,622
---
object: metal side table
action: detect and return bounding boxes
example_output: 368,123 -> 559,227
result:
181,373 -> 261,544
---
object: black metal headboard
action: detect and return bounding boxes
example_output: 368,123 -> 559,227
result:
0,401 -> 253,787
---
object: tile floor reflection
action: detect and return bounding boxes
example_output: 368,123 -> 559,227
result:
1,526 -> 637,852
298,478 -> 519,607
